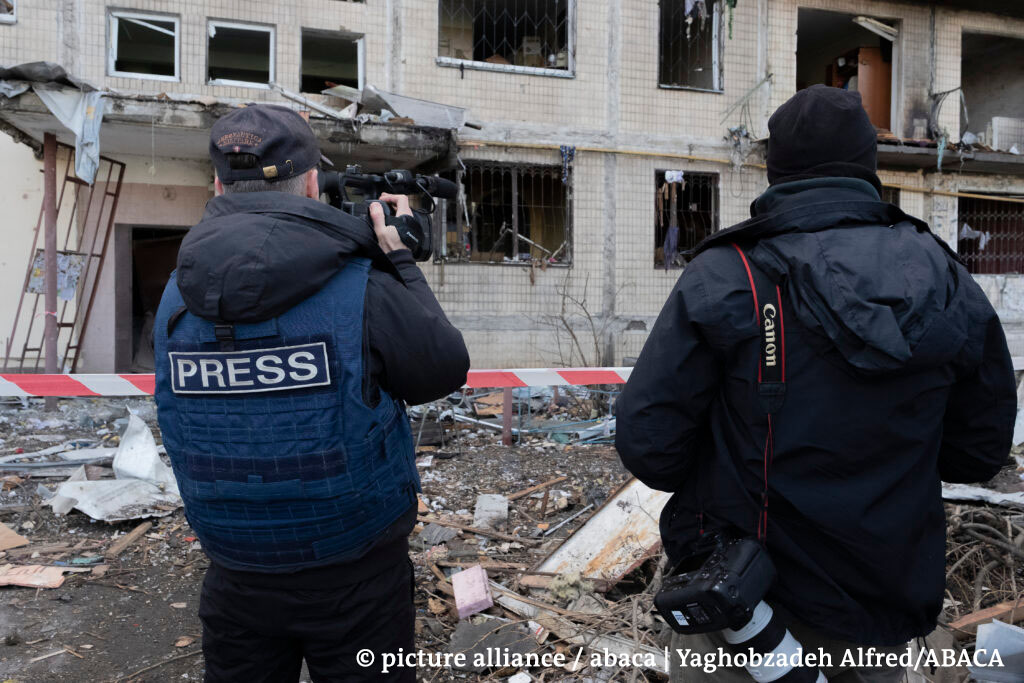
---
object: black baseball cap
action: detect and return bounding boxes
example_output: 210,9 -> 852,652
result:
210,104 -> 322,184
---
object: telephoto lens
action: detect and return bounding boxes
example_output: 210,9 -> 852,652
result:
721,600 -> 825,683
654,537 -> 828,682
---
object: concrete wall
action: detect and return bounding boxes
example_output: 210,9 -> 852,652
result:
1,0 -> 1024,371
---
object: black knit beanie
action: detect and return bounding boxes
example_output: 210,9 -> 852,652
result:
766,85 -> 880,192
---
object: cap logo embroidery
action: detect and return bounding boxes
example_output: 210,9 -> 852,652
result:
216,131 -> 262,148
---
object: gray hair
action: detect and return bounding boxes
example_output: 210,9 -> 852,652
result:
221,172 -> 310,197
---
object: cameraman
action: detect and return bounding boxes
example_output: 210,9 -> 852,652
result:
153,104 -> 469,682
616,86 -> 1016,681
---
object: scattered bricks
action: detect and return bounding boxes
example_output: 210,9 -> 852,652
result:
451,564 -> 493,619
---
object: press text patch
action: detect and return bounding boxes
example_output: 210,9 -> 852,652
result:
169,342 -> 331,394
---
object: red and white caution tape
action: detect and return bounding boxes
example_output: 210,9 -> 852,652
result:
0,368 -> 633,397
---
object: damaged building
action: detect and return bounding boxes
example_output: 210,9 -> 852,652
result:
1,0 -> 1024,373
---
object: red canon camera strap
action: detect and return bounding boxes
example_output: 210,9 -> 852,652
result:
732,244 -> 786,541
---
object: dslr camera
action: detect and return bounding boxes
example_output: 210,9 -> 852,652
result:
655,533 -> 826,682
319,165 -> 458,262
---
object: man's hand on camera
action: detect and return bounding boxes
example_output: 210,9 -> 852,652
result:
369,193 -> 413,254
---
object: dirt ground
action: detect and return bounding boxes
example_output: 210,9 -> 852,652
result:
0,398 -> 631,682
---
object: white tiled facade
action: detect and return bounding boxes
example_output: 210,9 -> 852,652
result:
1,0 -> 1023,371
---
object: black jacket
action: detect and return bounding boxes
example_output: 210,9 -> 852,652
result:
173,191 -> 469,586
616,177 -> 1016,645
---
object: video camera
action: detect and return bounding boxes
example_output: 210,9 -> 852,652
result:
319,165 -> 458,262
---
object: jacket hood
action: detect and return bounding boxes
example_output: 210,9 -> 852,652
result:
176,192 -> 383,323
694,178 -> 969,375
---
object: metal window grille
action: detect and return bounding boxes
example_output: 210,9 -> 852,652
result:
881,186 -> 900,207
958,196 -> 1024,275
438,162 -> 572,264
655,171 -> 718,268
659,0 -> 721,90
438,0 -> 571,71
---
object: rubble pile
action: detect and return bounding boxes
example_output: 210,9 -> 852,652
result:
1,396 -> 1023,681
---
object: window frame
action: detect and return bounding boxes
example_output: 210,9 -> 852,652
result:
0,0 -> 15,24
299,28 -> 365,94
657,0 -> 723,93
206,19 -> 276,89
436,161 -> 574,266
107,10 -> 181,81
435,0 -> 577,79
653,169 -> 720,269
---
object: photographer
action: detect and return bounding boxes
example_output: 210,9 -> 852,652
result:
616,86 -> 1016,681
153,104 -> 469,682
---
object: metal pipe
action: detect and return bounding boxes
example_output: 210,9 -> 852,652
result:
43,133 -> 58,411
502,386 -> 515,446
543,504 -> 595,536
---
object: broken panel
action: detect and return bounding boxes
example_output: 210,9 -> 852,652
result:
108,12 -> 179,80
961,33 -> 1024,152
958,195 -> 1024,275
796,9 -> 897,131
438,0 -> 571,72
659,0 -> 722,91
654,170 -> 718,269
301,29 -> 361,94
440,162 -> 571,265
208,21 -> 274,86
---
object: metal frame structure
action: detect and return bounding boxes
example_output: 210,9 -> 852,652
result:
3,141 -> 126,373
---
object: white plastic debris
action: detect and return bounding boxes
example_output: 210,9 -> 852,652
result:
968,619 -> 1024,682
49,414 -> 181,522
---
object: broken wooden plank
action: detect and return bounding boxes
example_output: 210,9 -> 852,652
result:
508,476 -> 568,502
948,600 -> 1024,639
0,522 -> 29,551
105,521 -> 153,559
491,581 -> 668,673
416,516 -> 538,545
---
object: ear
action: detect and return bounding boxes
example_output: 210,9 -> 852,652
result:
214,176 -> 225,196
306,169 -> 319,199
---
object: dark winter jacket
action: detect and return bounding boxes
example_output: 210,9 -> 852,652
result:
615,177 -> 1016,646
171,191 -> 469,586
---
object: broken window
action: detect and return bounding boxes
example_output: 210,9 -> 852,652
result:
659,0 -> 722,91
439,163 -> 571,264
438,0 -> 572,74
301,29 -> 362,94
961,33 -> 1024,152
0,0 -> 14,23
108,12 -> 179,80
655,171 -> 718,269
957,195 -> 1024,275
208,21 -> 275,87
881,186 -> 899,207
796,9 -> 897,132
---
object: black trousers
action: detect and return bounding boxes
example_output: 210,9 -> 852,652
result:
199,559 -> 416,682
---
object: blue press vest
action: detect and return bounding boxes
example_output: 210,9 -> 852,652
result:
153,257 -> 419,572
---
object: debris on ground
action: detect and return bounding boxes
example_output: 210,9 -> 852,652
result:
1,393 -> 1023,681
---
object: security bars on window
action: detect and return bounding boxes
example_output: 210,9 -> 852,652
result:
439,163 -> 572,265
438,0 -> 572,73
957,195 -> 1024,275
659,0 -> 722,91
655,171 -> 719,269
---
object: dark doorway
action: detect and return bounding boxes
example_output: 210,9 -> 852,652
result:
117,226 -> 187,372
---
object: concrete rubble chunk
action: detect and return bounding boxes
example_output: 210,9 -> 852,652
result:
473,493 -> 508,531
447,619 -> 534,673
452,564 -> 493,619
